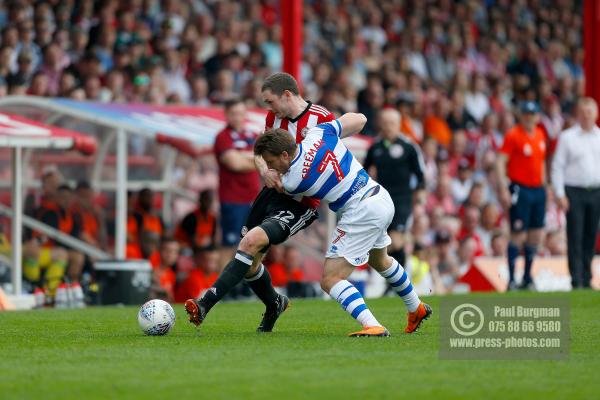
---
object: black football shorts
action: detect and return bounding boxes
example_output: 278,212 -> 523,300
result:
242,187 -> 318,252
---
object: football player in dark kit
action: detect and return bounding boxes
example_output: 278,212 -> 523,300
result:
185,73 -> 334,332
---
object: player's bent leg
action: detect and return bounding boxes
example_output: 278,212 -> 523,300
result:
322,257 -> 389,337
369,246 -> 432,333
244,219 -> 295,331
185,227 -> 270,327
244,251 -> 290,333
246,217 -> 291,332
238,227 -> 271,256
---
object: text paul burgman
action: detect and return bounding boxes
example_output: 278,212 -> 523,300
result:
494,306 -> 561,319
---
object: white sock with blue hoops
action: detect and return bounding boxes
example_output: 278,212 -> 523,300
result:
379,259 -> 421,312
329,280 -> 381,327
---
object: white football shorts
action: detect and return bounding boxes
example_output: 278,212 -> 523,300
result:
325,184 -> 394,266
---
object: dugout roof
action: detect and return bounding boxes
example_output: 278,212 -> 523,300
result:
0,111 -> 98,297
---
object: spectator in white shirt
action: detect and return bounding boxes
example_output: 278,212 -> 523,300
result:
551,97 -> 600,288
451,158 -> 474,204
465,74 -> 491,123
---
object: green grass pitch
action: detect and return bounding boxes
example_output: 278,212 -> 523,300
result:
1,291 -> 598,399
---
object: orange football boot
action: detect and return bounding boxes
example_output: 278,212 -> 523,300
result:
348,326 -> 390,337
405,302 -> 432,333
184,299 -> 207,327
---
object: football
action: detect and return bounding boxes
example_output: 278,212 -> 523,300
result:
137,299 -> 176,336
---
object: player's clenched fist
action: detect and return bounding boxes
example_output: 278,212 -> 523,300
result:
263,168 -> 283,192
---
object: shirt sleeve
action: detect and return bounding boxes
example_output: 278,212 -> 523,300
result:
213,131 -> 233,157
317,120 -> 342,137
551,131 -> 568,198
319,112 -> 336,123
265,111 -> 275,130
410,143 -> 426,189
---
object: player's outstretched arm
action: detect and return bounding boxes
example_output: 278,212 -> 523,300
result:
337,113 -> 367,138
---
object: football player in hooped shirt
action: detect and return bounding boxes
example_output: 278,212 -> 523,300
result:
254,113 -> 432,337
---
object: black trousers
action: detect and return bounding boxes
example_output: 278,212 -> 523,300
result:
565,186 -> 600,288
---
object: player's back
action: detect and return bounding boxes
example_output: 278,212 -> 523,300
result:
265,102 -> 334,144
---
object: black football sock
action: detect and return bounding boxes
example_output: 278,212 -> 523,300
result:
507,242 -> 519,284
523,245 -> 537,284
245,264 -> 279,308
200,250 -> 253,311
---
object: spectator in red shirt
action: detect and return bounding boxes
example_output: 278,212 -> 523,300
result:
456,205 -> 485,257
478,203 -> 504,253
426,174 -> 456,215
213,98 -> 260,259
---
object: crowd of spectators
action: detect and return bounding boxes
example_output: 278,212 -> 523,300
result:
0,0 -> 594,298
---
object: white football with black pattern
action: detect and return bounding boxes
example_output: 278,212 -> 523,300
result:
138,299 -> 176,336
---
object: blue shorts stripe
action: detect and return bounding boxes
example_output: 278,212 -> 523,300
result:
351,304 -> 368,319
398,283 -> 414,297
341,292 -> 362,309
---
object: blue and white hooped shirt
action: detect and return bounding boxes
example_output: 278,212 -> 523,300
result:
282,120 -> 376,212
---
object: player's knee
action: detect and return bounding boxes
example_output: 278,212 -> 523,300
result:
320,272 -> 342,293
238,228 -> 269,256
259,219 -> 289,246
320,278 -> 333,293
510,232 -> 526,246
527,229 -> 544,246
368,253 -> 390,270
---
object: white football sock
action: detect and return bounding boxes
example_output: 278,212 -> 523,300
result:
379,259 -> 421,312
329,280 -> 381,327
